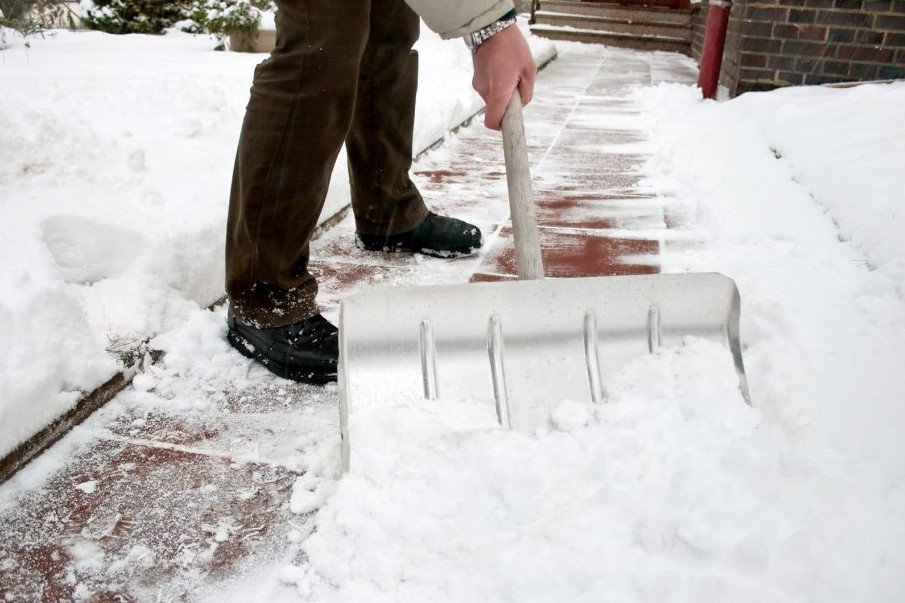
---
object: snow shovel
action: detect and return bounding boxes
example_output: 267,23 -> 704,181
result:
338,94 -> 749,471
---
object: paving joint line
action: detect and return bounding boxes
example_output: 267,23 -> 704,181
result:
95,431 -> 306,472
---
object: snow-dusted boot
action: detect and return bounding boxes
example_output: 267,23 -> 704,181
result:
356,212 -> 483,258
227,311 -> 338,384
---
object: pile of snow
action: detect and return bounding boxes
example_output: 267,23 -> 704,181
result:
299,341 -> 769,603
1,30 -> 261,457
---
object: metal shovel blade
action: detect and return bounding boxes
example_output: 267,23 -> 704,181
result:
338,272 -> 749,471
338,95 -> 749,472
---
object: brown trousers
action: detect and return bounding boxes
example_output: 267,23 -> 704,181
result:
226,0 -> 429,328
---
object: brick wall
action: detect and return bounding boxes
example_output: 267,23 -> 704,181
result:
692,3 -> 707,57
692,0 -> 905,96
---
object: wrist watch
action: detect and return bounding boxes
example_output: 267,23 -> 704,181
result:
464,9 -> 517,53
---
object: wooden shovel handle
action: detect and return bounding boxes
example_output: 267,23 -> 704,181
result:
501,93 -> 545,281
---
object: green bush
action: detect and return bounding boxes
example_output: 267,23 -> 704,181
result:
81,0 -> 196,34
79,0 -> 274,37
188,0 -> 263,37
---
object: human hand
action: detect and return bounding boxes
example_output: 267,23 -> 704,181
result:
471,25 -> 536,131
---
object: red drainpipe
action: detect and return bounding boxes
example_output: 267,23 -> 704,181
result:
697,0 -> 733,99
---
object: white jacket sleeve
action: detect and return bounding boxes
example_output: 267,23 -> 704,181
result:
403,0 -> 515,39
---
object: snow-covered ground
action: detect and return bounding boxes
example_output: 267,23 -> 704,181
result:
2,21 -> 905,603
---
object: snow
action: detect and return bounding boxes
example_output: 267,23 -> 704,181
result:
2,19 -> 905,603
636,80 -> 905,475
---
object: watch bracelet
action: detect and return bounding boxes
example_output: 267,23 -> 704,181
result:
465,9 -> 517,52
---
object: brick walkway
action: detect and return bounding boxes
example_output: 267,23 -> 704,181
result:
0,43 -> 697,602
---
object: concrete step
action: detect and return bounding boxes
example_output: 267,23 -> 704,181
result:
536,0 -> 693,25
531,1 -> 693,56
535,10 -> 692,42
531,25 -> 691,54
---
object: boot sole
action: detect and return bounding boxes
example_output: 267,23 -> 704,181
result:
355,236 -> 480,258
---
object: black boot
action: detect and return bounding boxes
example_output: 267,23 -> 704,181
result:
357,212 -> 483,258
227,311 -> 338,384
